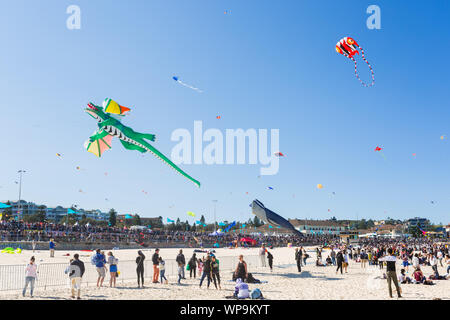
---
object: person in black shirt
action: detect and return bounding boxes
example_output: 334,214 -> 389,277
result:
176,249 -> 186,279
295,248 -> 302,272
379,248 -> 402,298
136,250 -> 145,288
152,249 -> 160,283
336,250 -> 344,274
199,255 -> 212,289
188,253 -> 198,279
267,251 -> 274,272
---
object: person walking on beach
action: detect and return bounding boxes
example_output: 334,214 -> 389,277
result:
107,251 -> 118,288
159,257 -> 168,284
188,253 -> 198,279
136,250 -> 146,288
331,249 -> 336,266
336,250 -> 344,274
360,250 -> 368,269
176,249 -> 186,280
152,249 -> 160,283
211,256 -> 221,290
199,255 -> 212,289
23,256 -> 37,297
66,254 -> 85,300
259,244 -> 266,267
267,250 -> 274,272
379,248 -> 402,298
343,250 -> 349,273
49,239 -> 55,257
31,239 -> 36,253
93,249 -> 106,288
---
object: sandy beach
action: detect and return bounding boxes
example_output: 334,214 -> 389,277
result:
0,246 -> 448,300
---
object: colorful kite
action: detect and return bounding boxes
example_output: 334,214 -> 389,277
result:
216,116 -> 221,119
441,135 -> 446,140
56,153 -> 62,158
336,37 -> 375,87
317,184 -> 323,189
374,146 -> 386,160
167,218 -> 175,223
172,76 -> 203,93
84,99 -> 200,188
187,211 -> 196,217
275,152 -> 285,157
268,186 -> 274,190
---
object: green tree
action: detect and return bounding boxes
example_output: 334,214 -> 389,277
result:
108,209 -> 117,227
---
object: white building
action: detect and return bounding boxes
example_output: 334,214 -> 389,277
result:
289,219 -> 346,235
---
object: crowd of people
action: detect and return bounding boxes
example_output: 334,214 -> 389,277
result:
0,220 -> 338,248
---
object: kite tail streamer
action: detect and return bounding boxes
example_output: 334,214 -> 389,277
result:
177,80 -> 203,93
350,46 -> 375,87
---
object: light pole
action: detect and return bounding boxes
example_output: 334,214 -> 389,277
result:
17,170 -> 26,221
212,200 -> 218,231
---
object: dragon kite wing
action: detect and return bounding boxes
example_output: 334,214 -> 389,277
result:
84,130 -> 114,157
103,98 -> 131,116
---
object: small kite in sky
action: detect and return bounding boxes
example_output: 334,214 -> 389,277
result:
374,146 -> 386,160
275,152 -> 285,157
440,135 -> 446,140
56,153 -> 62,158
412,153 -> 416,157
172,76 -> 203,93
76,166 -> 81,170
336,37 -> 375,87
246,192 -> 249,195
216,116 -> 221,119
187,211 -> 196,217
317,184 -> 323,189
268,186 -> 274,190
430,201 -> 435,204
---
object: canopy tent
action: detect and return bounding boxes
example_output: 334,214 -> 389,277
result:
208,231 -> 225,236
240,237 -> 257,245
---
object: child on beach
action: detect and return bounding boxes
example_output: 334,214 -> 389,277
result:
159,257 -> 168,284
399,269 -> 411,284
23,256 -> 37,297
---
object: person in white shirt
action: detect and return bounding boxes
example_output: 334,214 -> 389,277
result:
436,251 -> 443,267
259,244 -> 266,268
429,254 -> 438,276
23,256 -> 37,297
412,253 -> 420,270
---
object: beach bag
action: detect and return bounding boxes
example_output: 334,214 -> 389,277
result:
186,264 -> 190,271
251,288 -> 263,299
90,254 -> 98,266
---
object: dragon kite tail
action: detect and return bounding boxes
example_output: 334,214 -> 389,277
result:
351,46 -> 375,87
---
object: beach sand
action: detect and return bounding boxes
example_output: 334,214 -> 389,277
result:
0,246 -> 448,300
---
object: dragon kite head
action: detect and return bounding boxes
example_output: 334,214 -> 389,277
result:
85,102 -> 109,123
336,36 -> 360,58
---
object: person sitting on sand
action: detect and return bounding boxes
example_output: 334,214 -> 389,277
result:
326,255 -> 333,266
234,255 -> 248,282
234,278 -> 249,299
399,269 -> 411,284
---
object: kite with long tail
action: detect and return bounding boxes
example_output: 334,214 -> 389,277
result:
336,37 -> 375,87
172,76 -> 203,93
84,99 -> 201,188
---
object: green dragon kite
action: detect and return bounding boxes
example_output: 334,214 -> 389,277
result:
84,98 -> 200,188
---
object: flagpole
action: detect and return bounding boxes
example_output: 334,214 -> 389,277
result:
17,170 -> 26,221
212,200 -> 218,232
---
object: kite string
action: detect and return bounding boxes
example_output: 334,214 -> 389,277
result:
177,80 -> 203,93
350,46 -> 375,87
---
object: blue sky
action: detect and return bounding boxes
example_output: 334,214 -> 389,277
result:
0,0 -> 449,224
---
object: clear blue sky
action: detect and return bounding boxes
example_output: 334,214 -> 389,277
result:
1,0 -> 449,225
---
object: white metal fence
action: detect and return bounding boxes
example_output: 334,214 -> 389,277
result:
0,255 -> 264,292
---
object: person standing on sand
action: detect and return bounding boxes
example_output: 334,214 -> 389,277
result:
107,251 -> 118,288
159,257 -> 168,284
93,249 -> 106,288
211,256 -> 221,290
295,248 -> 302,272
336,250 -> 344,274
199,255 -> 212,289
176,249 -> 186,280
331,249 -> 336,266
65,254 -> 85,300
379,248 -> 402,299
136,250 -> 146,288
188,253 -> 198,279
267,251 -> 273,272
49,239 -> 55,257
23,256 -> 37,297
259,244 -> 266,267
152,248 -> 160,283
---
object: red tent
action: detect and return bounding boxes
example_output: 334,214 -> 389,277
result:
240,237 -> 257,245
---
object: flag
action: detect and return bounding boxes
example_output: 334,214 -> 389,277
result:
125,214 -> 133,219
167,218 -> 175,223
67,208 -> 76,214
